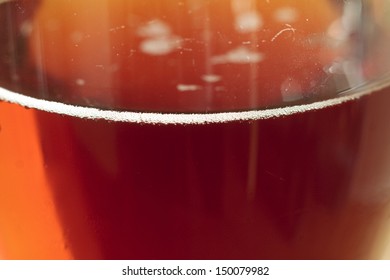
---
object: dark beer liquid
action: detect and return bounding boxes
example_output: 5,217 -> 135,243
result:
1,0 -> 390,259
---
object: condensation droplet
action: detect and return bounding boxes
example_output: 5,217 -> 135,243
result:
20,21 -> 33,36
211,47 -> 264,64
177,84 -> 203,92
109,25 -> 126,32
327,19 -> 348,41
235,11 -> 263,33
70,31 -> 84,44
140,36 -> 182,56
137,20 -> 171,38
75,79 -> 86,86
281,77 -> 303,102
274,7 -> 299,23
202,74 -> 222,83
323,61 -> 345,75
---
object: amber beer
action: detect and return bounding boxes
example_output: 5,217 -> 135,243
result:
1,0 -> 390,259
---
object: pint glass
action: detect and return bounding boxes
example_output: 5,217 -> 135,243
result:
1,0 -> 390,259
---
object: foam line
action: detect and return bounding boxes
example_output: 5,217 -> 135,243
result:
1,76 -> 390,125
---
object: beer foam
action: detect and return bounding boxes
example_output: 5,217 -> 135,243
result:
0,75 -> 389,125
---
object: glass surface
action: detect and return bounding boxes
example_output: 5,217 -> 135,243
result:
1,0 -> 390,259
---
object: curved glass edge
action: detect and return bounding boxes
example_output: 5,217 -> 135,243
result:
1,72 -> 390,125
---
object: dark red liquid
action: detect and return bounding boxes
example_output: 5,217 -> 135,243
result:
1,0 -> 390,259
29,88 -> 390,259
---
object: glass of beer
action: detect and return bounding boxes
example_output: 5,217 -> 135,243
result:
1,0 -> 390,259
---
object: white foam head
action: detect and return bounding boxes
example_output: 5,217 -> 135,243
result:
0,75 -> 389,125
